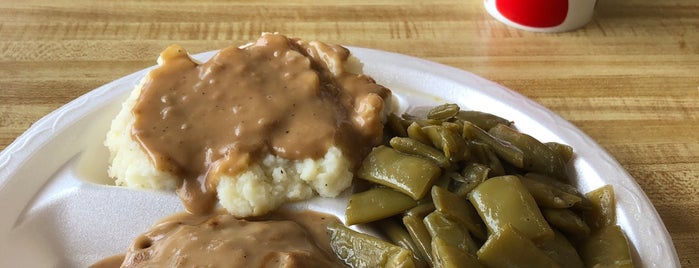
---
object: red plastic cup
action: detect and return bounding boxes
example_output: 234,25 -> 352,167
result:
484,0 -> 597,32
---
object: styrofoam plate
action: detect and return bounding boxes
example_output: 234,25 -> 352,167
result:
0,47 -> 679,267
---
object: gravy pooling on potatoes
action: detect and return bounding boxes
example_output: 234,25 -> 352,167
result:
91,210 -> 346,268
131,33 -> 390,213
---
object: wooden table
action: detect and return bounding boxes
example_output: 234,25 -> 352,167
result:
1,0 -> 697,266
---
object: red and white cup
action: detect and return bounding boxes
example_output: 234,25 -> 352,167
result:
484,0 -> 597,32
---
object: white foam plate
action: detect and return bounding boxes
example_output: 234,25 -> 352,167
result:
0,47 -> 679,267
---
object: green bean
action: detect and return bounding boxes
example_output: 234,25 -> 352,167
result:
431,186 -> 487,241
402,113 -> 442,126
431,237 -> 485,268
387,113 -> 409,137
519,175 -> 582,208
545,142 -> 574,163
346,187 -> 418,225
358,146 -> 442,200
469,175 -> 554,242
423,211 -> 478,254
444,119 -> 464,133
444,125 -> 470,163
440,121 -> 462,134
407,122 -> 431,145
376,218 -> 426,265
584,185 -> 617,231
419,125 -> 442,152
467,141 -> 506,176
432,172 -> 453,190
405,202 -> 436,219
454,110 -> 513,131
542,208 -> 591,239
579,225 -> 634,268
328,221 -> 416,268
403,214 -> 434,265
477,224 -> 560,268
537,230 -> 585,268
390,137 -> 450,168
524,173 -> 592,210
427,103 -> 460,120
442,170 -> 467,184
463,121 -> 524,168
488,124 -> 568,180
524,173 -> 579,196
453,163 -> 490,198
422,125 -> 469,164
339,103 -> 634,268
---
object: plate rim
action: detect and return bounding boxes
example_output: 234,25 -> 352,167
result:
0,46 -> 680,267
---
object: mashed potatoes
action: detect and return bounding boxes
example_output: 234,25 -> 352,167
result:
106,80 -> 354,217
105,33 -> 390,217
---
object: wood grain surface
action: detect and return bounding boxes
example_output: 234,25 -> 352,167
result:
1,0 -> 698,266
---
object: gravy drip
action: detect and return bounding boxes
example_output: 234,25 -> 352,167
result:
131,33 -> 390,213
92,211 -> 346,268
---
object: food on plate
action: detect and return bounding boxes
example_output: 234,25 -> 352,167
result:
90,210 -> 346,268
104,33 -> 391,217
101,32 -> 634,267
328,221 -> 416,268
338,103 -> 634,268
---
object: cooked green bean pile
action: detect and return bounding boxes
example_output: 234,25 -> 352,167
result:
330,103 -> 635,268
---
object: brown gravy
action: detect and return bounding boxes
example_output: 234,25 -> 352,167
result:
131,33 -> 390,214
91,210 -> 346,268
